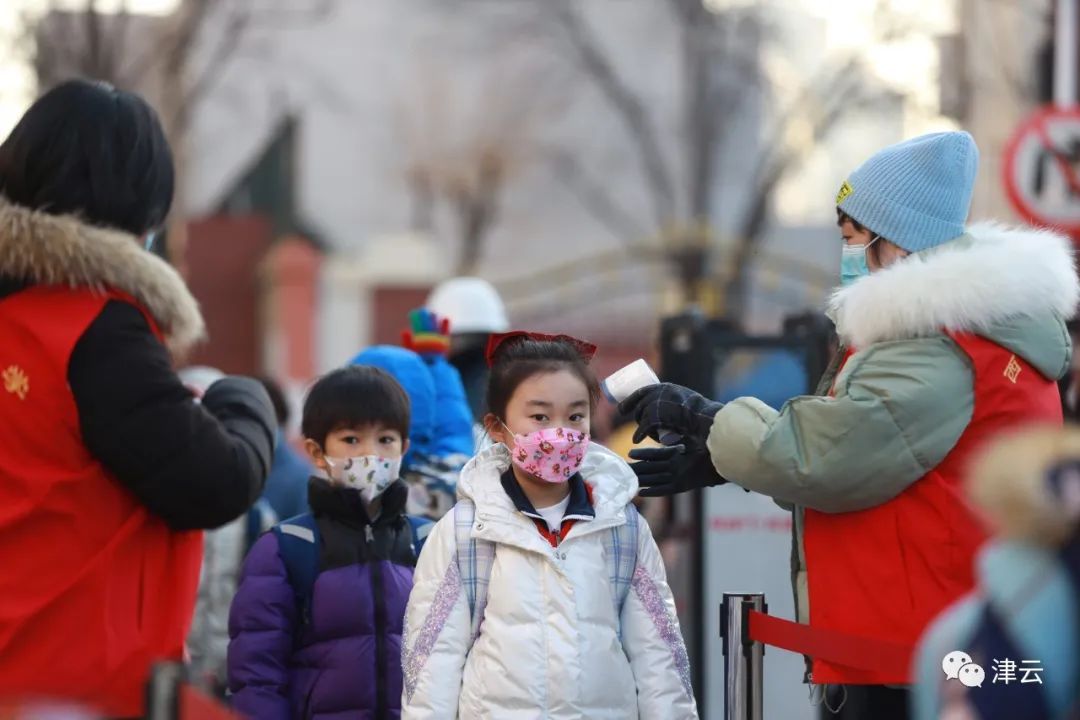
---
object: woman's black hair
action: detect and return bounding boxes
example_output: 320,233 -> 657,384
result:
0,79 -> 174,236
486,337 -> 601,420
837,209 -> 892,265
836,210 -> 866,234
302,365 -> 411,448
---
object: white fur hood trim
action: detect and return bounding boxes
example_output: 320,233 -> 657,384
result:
828,222 -> 1079,348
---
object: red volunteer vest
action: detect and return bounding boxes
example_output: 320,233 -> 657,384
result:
803,332 -> 1062,685
0,286 -> 202,716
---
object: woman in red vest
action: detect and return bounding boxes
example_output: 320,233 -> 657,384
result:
0,80 -> 276,716
621,131 -> 1078,718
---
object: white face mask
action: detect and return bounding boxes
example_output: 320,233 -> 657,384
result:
324,454 -> 402,503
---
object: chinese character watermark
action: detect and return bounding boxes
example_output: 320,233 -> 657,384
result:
992,658 -> 1016,684
943,652 -> 1044,689
1021,660 -> 1045,685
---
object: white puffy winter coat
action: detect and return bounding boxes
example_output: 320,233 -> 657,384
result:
401,442 -> 698,719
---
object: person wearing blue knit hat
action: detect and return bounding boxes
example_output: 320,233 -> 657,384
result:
620,131 -> 1079,718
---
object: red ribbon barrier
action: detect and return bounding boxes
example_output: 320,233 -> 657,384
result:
178,684 -> 243,720
747,610 -> 914,682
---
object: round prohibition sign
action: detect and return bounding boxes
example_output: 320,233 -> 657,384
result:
1004,105 -> 1080,234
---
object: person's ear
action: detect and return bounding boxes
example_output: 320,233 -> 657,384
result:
304,438 -> 328,471
400,438 -> 410,458
484,413 -> 507,445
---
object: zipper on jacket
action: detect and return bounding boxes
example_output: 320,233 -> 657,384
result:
301,677 -> 317,720
367,523 -> 389,719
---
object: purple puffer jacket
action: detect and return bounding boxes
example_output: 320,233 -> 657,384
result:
227,479 -> 418,720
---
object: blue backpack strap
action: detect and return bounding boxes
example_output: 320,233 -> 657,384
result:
272,513 -> 320,629
454,500 -> 495,645
606,504 -> 640,637
406,514 -> 434,559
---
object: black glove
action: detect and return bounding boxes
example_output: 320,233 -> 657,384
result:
618,382 -> 724,445
629,443 -> 727,497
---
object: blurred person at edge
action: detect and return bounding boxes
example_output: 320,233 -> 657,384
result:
1060,334 -> 1080,422
426,277 -> 510,425
254,375 -> 312,529
0,80 -> 275,717
620,132 -> 1078,719
914,425 -> 1080,720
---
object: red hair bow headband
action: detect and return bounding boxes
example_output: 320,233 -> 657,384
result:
485,331 -> 598,367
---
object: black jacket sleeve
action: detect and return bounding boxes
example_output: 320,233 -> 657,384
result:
68,300 -> 276,530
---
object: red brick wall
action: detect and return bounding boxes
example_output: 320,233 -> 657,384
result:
184,215 -> 274,374
265,237 -> 322,380
371,286 -> 432,345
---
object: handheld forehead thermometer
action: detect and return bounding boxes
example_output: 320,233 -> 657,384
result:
602,359 -> 659,403
603,359 -> 682,445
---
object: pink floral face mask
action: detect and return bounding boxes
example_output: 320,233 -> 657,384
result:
503,424 -> 589,484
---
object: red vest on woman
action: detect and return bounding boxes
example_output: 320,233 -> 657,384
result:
0,286 -> 202,716
803,332 -> 1062,685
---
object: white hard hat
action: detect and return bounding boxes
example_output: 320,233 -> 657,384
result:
427,277 -> 510,334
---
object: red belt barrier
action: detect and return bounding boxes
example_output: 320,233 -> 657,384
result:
747,610 -> 914,682
178,684 -> 242,720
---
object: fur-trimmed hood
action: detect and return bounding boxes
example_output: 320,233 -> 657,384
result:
0,198 -> 205,355
829,222 -> 1078,377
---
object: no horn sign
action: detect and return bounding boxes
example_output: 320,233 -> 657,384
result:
1005,105 -> 1080,234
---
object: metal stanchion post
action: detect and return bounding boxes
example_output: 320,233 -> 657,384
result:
720,592 -> 766,720
145,662 -> 184,720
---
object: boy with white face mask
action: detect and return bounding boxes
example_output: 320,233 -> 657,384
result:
228,366 -> 431,720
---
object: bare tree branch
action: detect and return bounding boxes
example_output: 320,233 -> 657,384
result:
546,0 -> 677,230
83,0 -> 104,78
547,149 -> 651,245
401,25 -> 573,273
169,1 -> 251,133
722,57 -> 884,317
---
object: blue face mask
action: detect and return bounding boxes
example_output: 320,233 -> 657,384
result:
840,236 -> 879,286
143,229 -> 158,252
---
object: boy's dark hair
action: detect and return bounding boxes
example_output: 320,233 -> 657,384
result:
486,338 -> 601,420
0,79 -> 174,236
301,366 -> 411,447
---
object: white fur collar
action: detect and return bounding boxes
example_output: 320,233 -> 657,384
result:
0,199 -> 206,356
828,222 -> 1079,348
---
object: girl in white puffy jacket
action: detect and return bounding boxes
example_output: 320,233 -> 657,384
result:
401,332 -> 698,719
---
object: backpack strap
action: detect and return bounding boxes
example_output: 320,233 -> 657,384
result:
454,500 -> 495,645
272,513 -> 320,630
406,514 -> 434,559
246,498 -> 278,552
606,504 -> 640,638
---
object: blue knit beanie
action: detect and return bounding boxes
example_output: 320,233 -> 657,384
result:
835,131 -> 979,253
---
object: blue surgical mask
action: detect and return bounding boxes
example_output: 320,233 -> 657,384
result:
143,229 -> 158,252
840,236 -> 879,286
